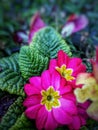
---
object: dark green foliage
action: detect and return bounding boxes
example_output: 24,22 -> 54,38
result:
19,46 -> 49,80
0,97 -> 24,130
80,126 -> 88,130
30,27 -> 72,59
84,61 -> 93,73
0,53 -> 25,96
10,113 -> 35,130
86,119 -> 98,130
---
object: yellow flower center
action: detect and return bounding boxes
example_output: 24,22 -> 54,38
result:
41,86 -> 61,111
56,64 -> 75,81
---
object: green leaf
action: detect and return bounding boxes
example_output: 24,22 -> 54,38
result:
30,27 -> 72,59
80,126 -> 88,130
83,60 -> 93,73
86,118 -> 98,130
0,97 -> 24,130
19,46 -> 49,80
10,113 -> 35,130
0,53 -> 25,96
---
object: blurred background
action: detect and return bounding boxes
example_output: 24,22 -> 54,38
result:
0,0 -> 98,58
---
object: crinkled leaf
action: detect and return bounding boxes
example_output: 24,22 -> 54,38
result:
19,46 -> 49,80
0,53 -> 25,96
0,97 -> 24,130
10,113 -> 35,130
30,27 -> 72,59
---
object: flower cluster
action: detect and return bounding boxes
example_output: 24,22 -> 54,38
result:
13,13 -> 88,45
23,50 -> 90,130
74,47 -> 98,121
28,13 -> 88,44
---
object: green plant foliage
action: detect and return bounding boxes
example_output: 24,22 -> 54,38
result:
10,113 -> 35,130
0,53 -> 25,96
30,27 -> 72,59
84,61 -> 93,73
86,118 -> 98,130
80,126 -> 88,130
19,46 -> 49,80
0,97 -> 24,130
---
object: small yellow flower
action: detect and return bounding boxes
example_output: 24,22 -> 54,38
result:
74,47 -> 98,121
55,65 -> 75,81
74,73 -> 98,103
41,86 -> 61,111
87,101 -> 98,121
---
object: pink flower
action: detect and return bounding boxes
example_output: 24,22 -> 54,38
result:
68,102 -> 90,130
28,12 -> 46,43
61,14 -> 88,37
49,50 -> 86,88
23,70 -> 77,130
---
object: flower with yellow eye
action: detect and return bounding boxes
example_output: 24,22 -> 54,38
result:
49,50 -> 86,88
74,73 -> 98,102
23,70 -> 77,130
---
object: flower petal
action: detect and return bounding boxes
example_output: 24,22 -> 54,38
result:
51,71 -> 61,90
25,104 -> 41,119
36,106 -> 48,130
49,59 -> 57,74
53,107 -> 72,125
41,70 -> 51,90
74,87 -> 89,103
76,73 -> 92,85
45,112 -> 58,130
80,116 -> 86,125
23,95 -> 41,107
87,101 -> 98,121
78,101 -> 90,109
57,50 -> 69,66
28,12 -> 46,43
61,22 -> 75,37
68,58 -> 82,69
73,64 -> 86,76
62,93 -> 76,103
73,15 -> 88,33
60,77 -> 67,87
24,83 -> 40,96
68,116 -> 81,130
29,76 -> 41,89
59,85 -> 72,95
60,98 -> 77,115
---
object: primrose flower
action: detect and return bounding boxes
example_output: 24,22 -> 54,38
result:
74,73 -> 98,103
68,102 -> 90,130
23,70 -> 77,130
74,73 -> 98,121
87,101 -> 98,121
74,47 -> 98,121
28,12 -> 46,43
61,14 -> 88,37
49,50 -> 86,88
